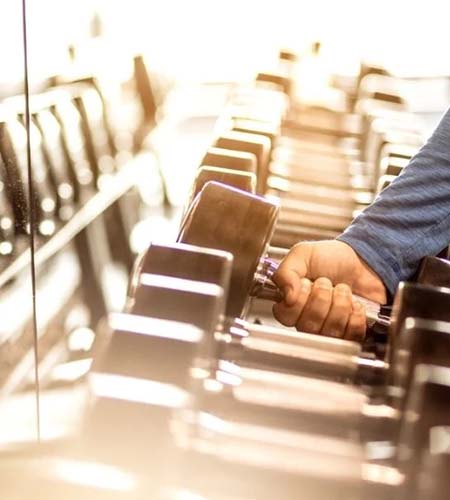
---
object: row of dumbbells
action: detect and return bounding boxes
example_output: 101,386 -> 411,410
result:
0,56 -> 165,391
71,181 -> 450,500
0,80 -> 120,259
86,59 -> 448,498
8,61 -> 449,498
0,51 -> 161,272
182,57 -> 423,255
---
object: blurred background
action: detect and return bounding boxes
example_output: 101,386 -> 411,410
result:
0,0 -> 450,495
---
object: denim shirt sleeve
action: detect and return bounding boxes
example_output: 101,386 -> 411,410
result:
337,106 -> 450,296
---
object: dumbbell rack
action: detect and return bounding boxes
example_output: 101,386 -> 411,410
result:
2,47 -> 450,500
0,54 -> 178,400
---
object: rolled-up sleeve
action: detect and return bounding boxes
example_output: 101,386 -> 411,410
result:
337,106 -> 450,296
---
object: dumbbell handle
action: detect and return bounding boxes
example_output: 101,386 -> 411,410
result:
251,257 -> 389,327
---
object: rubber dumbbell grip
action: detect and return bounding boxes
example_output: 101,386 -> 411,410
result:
253,257 -> 389,327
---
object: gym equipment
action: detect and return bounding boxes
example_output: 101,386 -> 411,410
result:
200,147 -> 258,177
0,114 -> 57,236
187,166 -> 256,206
178,181 -> 384,324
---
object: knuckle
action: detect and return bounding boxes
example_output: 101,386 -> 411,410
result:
335,283 -> 351,294
334,284 -> 352,303
299,277 -> 312,292
298,319 -> 321,334
325,329 -> 345,338
314,277 -> 333,290
346,313 -> 367,340
331,290 -> 352,307
307,301 -> 329,322
302,305 -> 329,326
311,288 -> 332,305
326,315 -> 348,333
273,305 -> 293,326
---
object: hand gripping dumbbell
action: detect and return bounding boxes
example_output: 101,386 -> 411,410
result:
177,182 -> 450,371
178,181 -> 385,324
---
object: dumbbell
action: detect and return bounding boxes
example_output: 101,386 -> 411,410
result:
186,166 -> 256,207
387,280 -> 450,367
200,147 -> 258,177
213,131 -> 272,193
256,71 -> 292,96
33,106 -> 76,221
179,180 -> 450,349
51,91 -> 96,201
415,255 -> 450,288
0,114 -> 57,237
200,124 -> 370,239
71,82 -> 116,184
0,151 -> 16,257
357,74 -> 406,107
395,364 -> 450,500
225,99 -> 285,131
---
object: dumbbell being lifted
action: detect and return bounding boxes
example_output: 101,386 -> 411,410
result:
178,181 -> 384,331
127,243 -> 368,378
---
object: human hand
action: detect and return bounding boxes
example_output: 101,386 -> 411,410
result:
272,240 -> 387,340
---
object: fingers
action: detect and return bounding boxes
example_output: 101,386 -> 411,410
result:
295,278 -> 333,334
273,276 -> 367,341
344,301 -> 367,341
320,284 -> 352,338
273,278 -> 312,327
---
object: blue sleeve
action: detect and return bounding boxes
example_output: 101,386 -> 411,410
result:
337,107 -> 450,296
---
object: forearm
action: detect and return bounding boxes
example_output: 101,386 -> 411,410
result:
337,107 -> 450,296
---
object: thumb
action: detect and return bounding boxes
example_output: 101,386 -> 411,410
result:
273,246 -> 309,306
